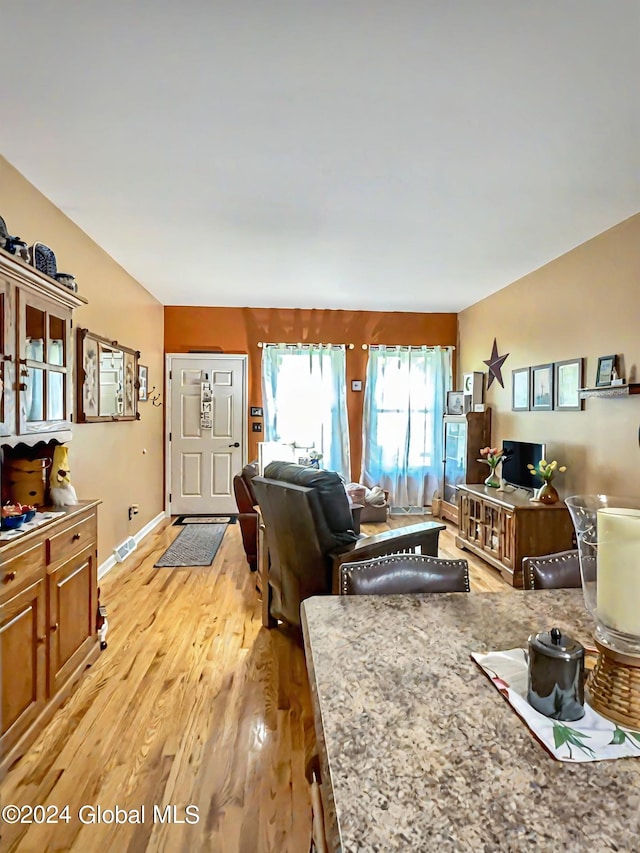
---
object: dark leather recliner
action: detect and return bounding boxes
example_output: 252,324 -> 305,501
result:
233,462 -> 259,571
252,461 -> 444,627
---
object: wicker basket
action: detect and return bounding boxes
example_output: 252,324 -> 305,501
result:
5,458 -> 50,507
587,640 -> 640,731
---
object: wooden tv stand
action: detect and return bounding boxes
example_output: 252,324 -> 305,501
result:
455,484 -> 575,588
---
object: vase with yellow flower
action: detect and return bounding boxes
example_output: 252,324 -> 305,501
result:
478,446 -> 508,488
527,459 -> 567,504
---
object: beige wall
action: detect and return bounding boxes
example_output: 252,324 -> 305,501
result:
1,157 -> 165,564
458,214 -> 640,498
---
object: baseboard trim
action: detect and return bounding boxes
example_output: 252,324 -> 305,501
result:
98,511 -> 165,580
133,511 -> 166,546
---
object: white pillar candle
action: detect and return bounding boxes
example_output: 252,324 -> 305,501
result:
597,507 -> 640,636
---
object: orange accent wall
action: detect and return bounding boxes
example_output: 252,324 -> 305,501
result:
165,306 -> 457,479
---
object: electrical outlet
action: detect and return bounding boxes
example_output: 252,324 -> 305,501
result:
252,422 -> 262,432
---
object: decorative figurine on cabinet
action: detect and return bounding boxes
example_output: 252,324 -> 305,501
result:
50,445 -> 78,506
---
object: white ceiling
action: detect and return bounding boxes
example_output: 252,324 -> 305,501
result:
1,1 -> 638,312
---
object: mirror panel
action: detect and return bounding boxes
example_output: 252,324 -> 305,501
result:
48,315 -> 66,366
76,328 -> 140,422
99,344 -> 124,416
26,305 -> 46,361
47,371 -> 65,420
25,368 -> 45,421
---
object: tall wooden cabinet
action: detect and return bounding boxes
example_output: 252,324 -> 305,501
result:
0,248 -> 98,771
0,502 -> 99,772
0,247 -> 87,446
455,484 -> 575,588
441,411 -> 491,524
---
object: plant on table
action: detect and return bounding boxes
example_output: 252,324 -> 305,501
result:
528,459 -> 567,504
478,446 -> 509,488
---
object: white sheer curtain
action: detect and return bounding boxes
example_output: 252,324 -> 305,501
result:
261,344 -> 351,478
361,346 -> 452,507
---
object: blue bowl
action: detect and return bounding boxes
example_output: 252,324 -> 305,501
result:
23,509 -> 37,522
1,513 -> 27,530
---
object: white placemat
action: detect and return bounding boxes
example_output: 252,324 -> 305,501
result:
472,648 -> 640,763
0,510 -> 66,541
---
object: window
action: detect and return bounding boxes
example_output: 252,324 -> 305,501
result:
361,346 -> 452,507
261,344 -> 350,477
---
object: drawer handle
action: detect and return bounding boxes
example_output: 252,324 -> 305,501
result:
72,533 -> 81,541
38,635 -> 47,644
4,571 -> 16,582
51,623 -> 59,632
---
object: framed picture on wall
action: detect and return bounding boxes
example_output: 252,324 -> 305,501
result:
138,364 -> 148,402
595,354 -> 617,387
511,367 -> 530,411
554,358 -> 583,411
530,363 -> 553,411
446,390 -> 465,415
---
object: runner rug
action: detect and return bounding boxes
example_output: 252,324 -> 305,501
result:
154,523 -> 227,567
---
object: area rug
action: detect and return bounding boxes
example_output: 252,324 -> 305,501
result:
155,523 -> 227,567
173,514 -> 237,526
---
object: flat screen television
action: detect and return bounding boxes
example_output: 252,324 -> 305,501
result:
501,440 -> 546,490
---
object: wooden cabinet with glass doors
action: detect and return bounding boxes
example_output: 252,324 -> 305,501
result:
0,248 -> 86,446
441,411 -> 491,524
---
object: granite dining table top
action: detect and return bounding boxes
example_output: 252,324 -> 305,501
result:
301,590 -> 640,853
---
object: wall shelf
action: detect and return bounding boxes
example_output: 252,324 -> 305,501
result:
579,384 -> 640,399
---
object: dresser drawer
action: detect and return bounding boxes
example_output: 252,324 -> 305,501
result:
46,512 -> 97,568
1,541 -> 46,601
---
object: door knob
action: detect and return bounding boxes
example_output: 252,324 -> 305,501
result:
229,442 -> 240,448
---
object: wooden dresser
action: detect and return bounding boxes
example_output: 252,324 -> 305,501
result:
1,500 -> 100,771
455,484 -> 574,588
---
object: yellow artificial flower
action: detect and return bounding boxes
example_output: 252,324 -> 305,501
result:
529,458 -> 568,482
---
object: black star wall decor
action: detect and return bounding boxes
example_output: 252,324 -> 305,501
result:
483,338 -> 509,389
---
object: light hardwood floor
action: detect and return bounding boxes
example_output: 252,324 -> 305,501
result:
1,515 -> 511,852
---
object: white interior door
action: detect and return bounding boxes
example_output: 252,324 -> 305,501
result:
168,355 -> 246,515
